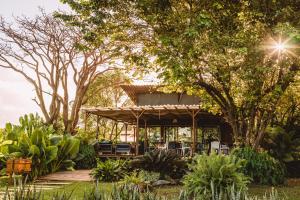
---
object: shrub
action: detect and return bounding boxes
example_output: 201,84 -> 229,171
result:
75,140 -> 96,169
130,150 -> 187,179
91,159 -> 128,182
261,126 -> 300,162
231,147 -> 286,185
183,153 -> 249,198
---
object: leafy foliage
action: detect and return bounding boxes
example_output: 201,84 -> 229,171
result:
75,140 -> 96,169
231,147 -> 285,185
3,114 -> 58,178
49,134 -> 80,172
261,125 -> 300,162
91,159 -> 128,182
60,0 -> 300,148
130,150 -> 186,179
183,153 -> 249,198
1,114 -> 80,179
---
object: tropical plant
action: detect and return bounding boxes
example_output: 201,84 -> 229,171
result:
49,134 -> 80,172
3,114 -> 58,178
183,153 -> 249,198
130,150 -> 186,179
91,159 -> 128,182
75,140 -> 96,169
231,147 -> 285,185
1,114 -> 80,179
261,126 -> 300,162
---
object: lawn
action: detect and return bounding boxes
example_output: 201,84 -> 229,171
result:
41,182 -> 300,200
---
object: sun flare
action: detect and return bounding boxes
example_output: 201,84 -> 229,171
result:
264,36 -> 299,58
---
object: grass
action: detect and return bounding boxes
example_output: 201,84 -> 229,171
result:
40,182 -> 300,200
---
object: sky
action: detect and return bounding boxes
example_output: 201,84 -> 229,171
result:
0,0 -> 69,126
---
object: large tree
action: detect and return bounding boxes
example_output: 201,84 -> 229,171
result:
61,0 -> 300,147
0,11 -> 123,133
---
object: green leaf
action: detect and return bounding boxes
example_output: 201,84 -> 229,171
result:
0,140 -> 13,146
45,146 -> 58,164
29,145 -> 40,157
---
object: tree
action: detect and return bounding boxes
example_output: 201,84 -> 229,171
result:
0,11 -> 122,133
60,0 -> 300,147
83,70 -> 132,140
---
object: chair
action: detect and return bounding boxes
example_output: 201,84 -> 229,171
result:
210,141 -> 220,154
98,141 -> 113,155
167,141 -> 178,153
181,142 -> 192,157
115,143 -> 131,155
220,144 -> 230,155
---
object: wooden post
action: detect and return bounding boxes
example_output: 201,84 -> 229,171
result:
115,122 -> 118,143
133,126 -> 136,144
136,116 -> 139,155
84,112 -> 89,132
130,110 -> 145,156
125,123 -> 128,143
144,120 -> 148,152
96,116 -> 100,140
192,110 -> 196,155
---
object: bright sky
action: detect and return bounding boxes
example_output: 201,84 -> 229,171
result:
0,0 -> 69,127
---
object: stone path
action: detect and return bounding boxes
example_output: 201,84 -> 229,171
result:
0,170 -> 93,198
38,170 -> 93,182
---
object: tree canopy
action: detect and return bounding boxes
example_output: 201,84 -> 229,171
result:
60,0 -> 300,147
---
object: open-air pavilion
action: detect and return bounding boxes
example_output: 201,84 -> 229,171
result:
82,85 -> 233,157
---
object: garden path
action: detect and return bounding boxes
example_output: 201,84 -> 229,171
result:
0,170 -> 93,198
38,170 -> 93,182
